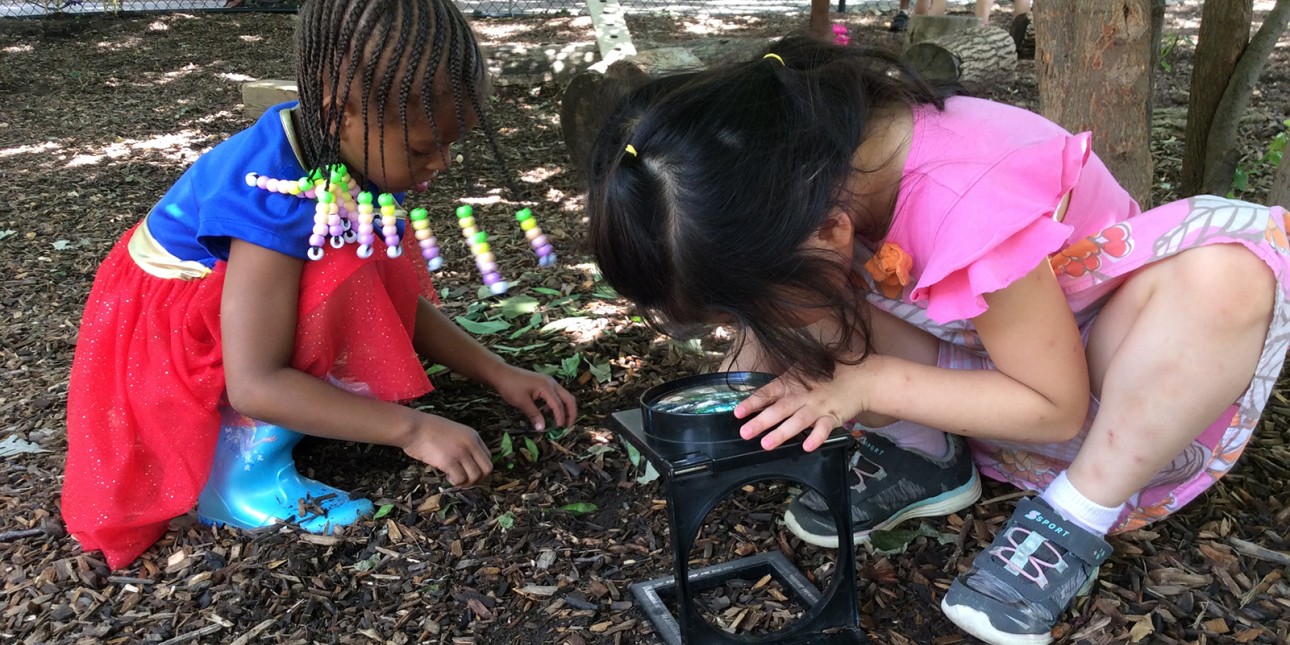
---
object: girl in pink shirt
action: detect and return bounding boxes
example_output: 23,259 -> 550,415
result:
586,36 -> 1290,645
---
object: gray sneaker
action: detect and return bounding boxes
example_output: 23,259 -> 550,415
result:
783,433 -> 981,548
941,497 -> 1112,645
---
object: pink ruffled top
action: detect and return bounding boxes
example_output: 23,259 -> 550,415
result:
877,96 -> 1140,323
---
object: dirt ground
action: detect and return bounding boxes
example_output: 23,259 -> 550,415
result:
1,4 -> 1289,645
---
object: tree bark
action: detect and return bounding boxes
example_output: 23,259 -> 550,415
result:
904,26 -> 1017,93
1035,0 -> 1158,207
1202,0 -> 1290,195
1272,150 -> 1290,211
1181,0 -> 1253,197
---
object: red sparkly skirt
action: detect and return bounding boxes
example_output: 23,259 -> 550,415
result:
63,223 -> 436,569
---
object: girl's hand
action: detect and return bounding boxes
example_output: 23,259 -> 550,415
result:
734,357 -> 884,452
400,411 -> 493,486
487,364 -> 578,432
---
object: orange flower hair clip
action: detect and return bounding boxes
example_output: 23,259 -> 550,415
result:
864,242 -> 912,299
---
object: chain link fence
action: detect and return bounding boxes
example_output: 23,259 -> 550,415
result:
1,0 -> 891,21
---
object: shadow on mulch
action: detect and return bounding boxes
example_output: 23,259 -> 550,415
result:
1,5 -> 1288,645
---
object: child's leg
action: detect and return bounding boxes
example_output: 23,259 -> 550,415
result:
943,244 -> 1278,645
1069,243 -> 1274,510
198,406 -> 374,532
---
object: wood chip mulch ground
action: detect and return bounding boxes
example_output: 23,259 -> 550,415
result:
1,5 -> 1288,644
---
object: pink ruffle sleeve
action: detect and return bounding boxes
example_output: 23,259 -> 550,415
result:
904,132 -> 1093,323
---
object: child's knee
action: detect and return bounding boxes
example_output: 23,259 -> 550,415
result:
1177,245 -> 1276,329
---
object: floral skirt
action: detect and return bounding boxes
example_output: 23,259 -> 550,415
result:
867,196 -> 1290,533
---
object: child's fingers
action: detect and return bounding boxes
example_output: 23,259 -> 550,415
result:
512,396 -> 547,432
739,399 -> 792,440
758,407 -> 823,450
733,380 -> 782,419
471,435 -> 493,477
801,417 -> 837,452
539,385 -> 577,428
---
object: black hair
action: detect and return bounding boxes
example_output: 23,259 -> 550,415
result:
586,36 -> 955,381
295,0 -> 509,192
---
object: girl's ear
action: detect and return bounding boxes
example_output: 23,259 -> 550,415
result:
812,210 -> 855,255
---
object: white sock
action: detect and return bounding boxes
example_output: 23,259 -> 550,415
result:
1040,470 -> 1122,536
867,421 -> 953,461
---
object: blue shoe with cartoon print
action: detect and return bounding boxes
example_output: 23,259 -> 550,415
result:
197,413 -> 373,532
941,497 -> 1112,645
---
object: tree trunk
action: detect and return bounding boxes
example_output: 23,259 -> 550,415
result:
1202,0 -> 1290,195
1035,0 -> 1159,207
904,26 -> 1018,93
1181,0 -> 1253,197
1272,151 -> 1290,211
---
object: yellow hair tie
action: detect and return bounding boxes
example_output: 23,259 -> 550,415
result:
763,53 -> 785,66
624,144 -> 638,157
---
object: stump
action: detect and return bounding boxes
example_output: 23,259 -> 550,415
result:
903,25 -> 1017,93
904,14 -> 980,49
559,48 -> 702,181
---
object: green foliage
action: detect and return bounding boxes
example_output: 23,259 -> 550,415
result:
1228,119 -> 1290,199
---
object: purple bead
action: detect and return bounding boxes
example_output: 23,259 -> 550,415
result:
384,235 -> 399,246
309,234 -> 326,247
537,244 -> 554,257
304,190 -> 316,199
383,225 -> 398,237
532,234 -> 548,248
482,273 -> 500,285
359,233 -> 375,245
312,223 -> 328,235
424,247 -> 439,259
256,176 -> 269,189
329,224 -> 343,237
478,261 -> 497,274
265,178 -> 279,192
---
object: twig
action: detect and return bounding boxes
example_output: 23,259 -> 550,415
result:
228,618 -> 275,645
157,623 -> 222,645
0,528 -> 44,542
1229,537 -> 1290,566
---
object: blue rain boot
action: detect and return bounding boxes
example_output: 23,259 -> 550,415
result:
197,410 -> 374,532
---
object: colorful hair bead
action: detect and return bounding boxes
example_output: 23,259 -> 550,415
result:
378,193 -> 403,258
409,208 -> 443,271
456,205 -> 508,295
355,192 -> 377,259
515,208 -> 557,267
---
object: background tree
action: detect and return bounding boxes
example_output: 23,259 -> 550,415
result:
1193,0 -> 1290,196
1180,0 -> 1253,196
1034,0 -> 1164,207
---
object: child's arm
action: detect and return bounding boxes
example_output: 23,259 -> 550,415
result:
221,240 -> 493,486
410,298 -> 578,431
737,261 -> 1091,451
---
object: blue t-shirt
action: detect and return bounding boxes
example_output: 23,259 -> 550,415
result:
147,102 -> 318,267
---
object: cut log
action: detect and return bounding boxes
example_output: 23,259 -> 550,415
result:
242,79 -> 297,119
904,14 -> 979,48
903,25 -> 1017,92
559,60 -> 652,182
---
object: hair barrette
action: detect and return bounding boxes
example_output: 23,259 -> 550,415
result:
624,144 -> 638,157
762,53 -> 785,66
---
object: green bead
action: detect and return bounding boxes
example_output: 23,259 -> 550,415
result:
515,208 -> 532,222
410,208 -> 429,221
297,177 -> 311,191
318,191 -> 335,204
357,192 -> 373,204
330,169 -> 345,183
472,231 -> 488,244
378,193 -> 395,207
455,205 -> 473,219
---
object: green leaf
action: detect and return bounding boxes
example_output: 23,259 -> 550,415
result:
558,354 -> 582,379
560,502 -> 598,515
1232,167 -> 1250,191
868,522 -> 956,555
533,287 -> 562,296
497,433 -> 514,460
636,462 -> 660,484
373,503 -> 394,520
506,324 -> 537,340
499,295 -> 540,318
624,441 -> 642,468
523,437 -> 540,462
496,511 -> 515,530
540,317 -> 590,334
589,361 -> 612,384
454,316 -> 511,335
426,364 -> 449,377
535,363 -> 559,377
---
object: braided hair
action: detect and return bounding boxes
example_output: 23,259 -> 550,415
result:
294,0 -> 508,191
